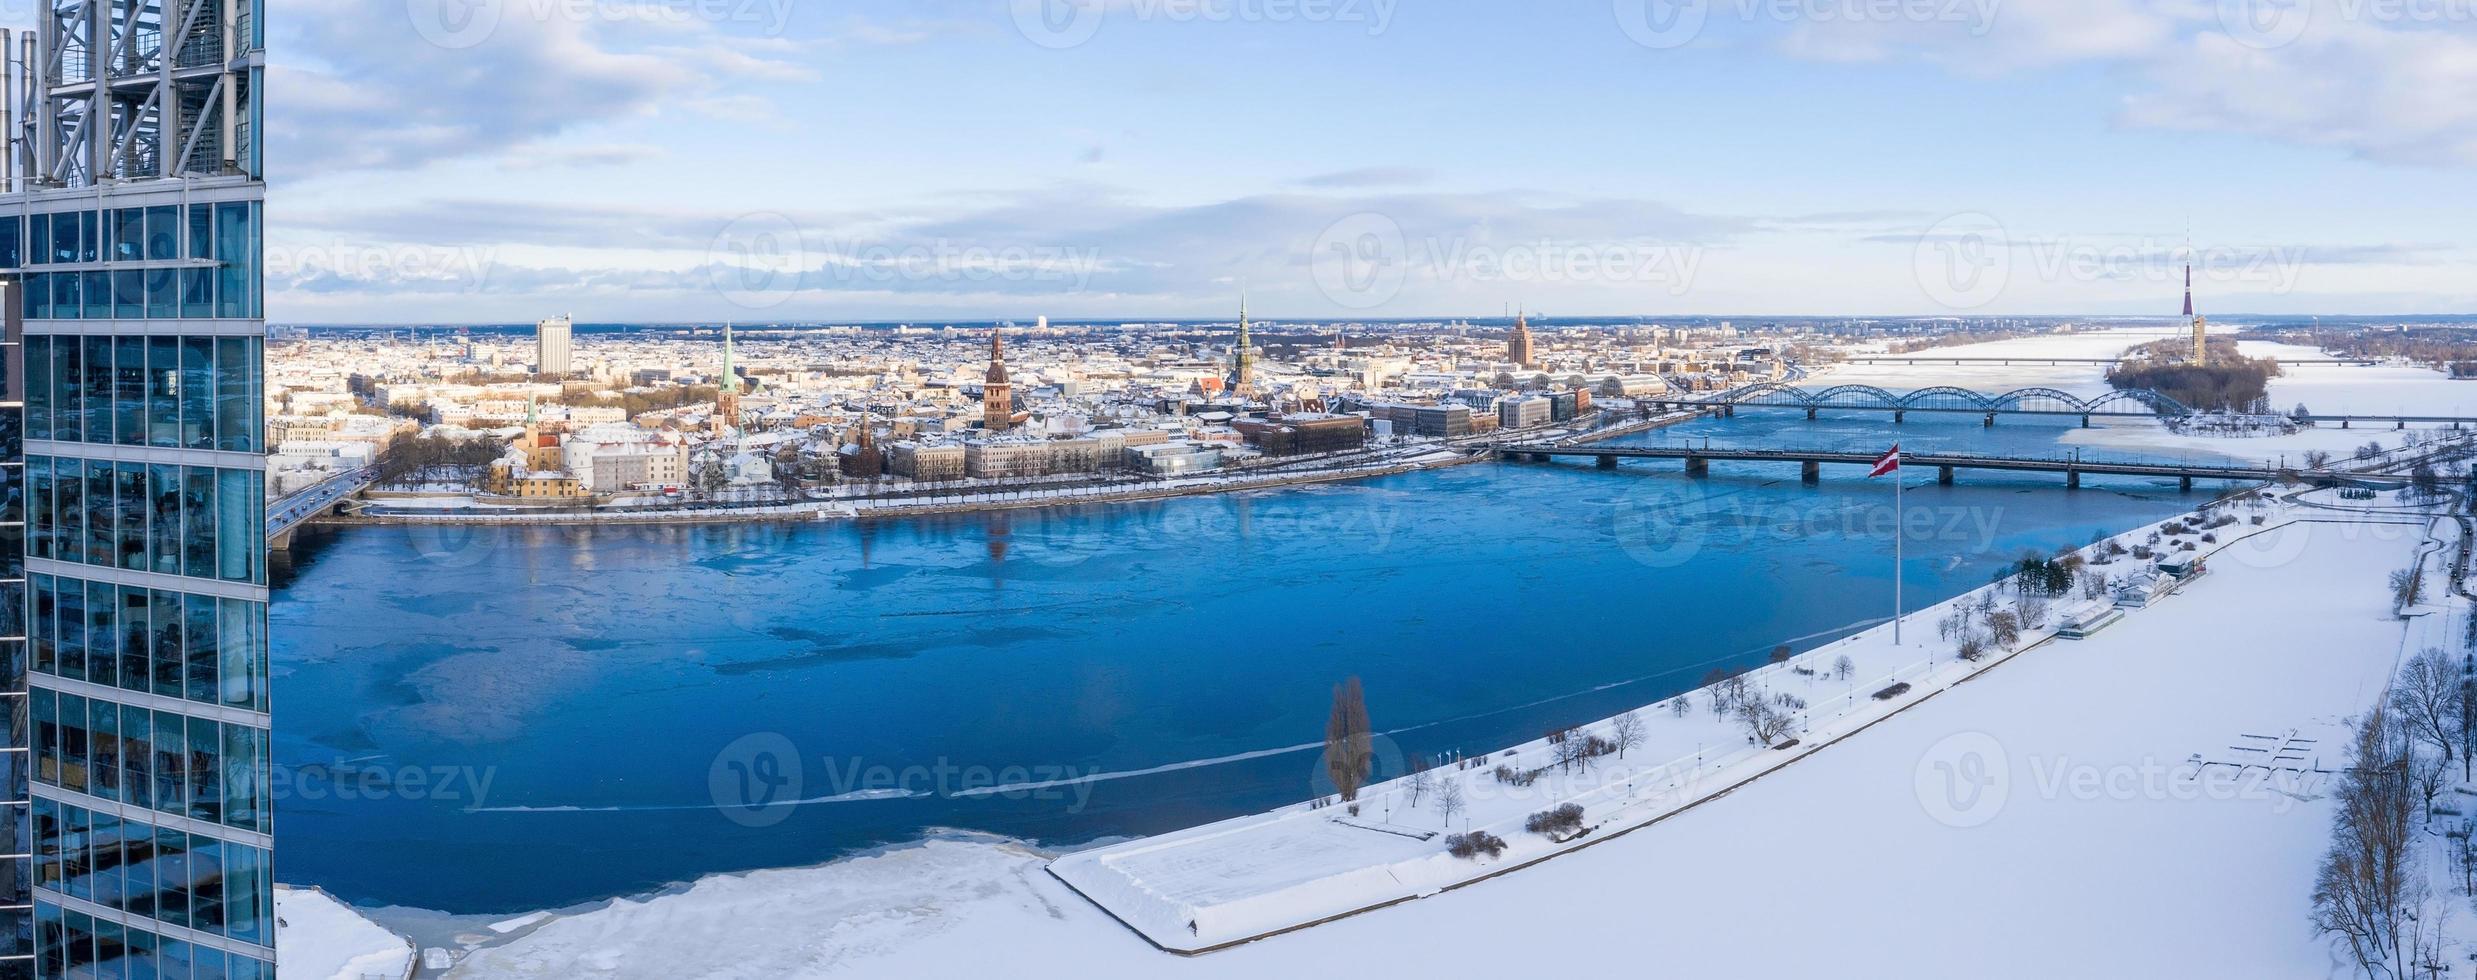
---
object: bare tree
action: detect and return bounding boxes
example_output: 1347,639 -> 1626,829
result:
1737,695 -> 1797,747
1404,760 -> 1434,809
2412,749 -> 2449,824
2015,590 -> 2050,632
1831,655 -> 1856,682
1435,779 -> 1465,830
2390,648 -> 2462,774
2312,711 -> 2423,979
1324,677 -> 1374,813
1667,695 -> 1690,719
1611,711 -> 1646,759
1984,609 -> 2021,650
1710,674 -> 1754,721
2460,678 -> 2477,782
2392,566 -> 2426,610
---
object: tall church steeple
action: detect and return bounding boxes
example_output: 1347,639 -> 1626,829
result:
1228,293 -> 1255,397
984,328 -> 1015,432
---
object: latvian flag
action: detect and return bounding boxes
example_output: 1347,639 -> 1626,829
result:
1868,445 -> 1901,478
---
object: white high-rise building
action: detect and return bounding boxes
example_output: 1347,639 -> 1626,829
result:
538,315 -> 574,376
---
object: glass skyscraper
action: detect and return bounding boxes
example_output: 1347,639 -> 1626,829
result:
1,2 -> 272,977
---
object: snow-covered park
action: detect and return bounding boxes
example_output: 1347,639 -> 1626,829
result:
432,489 -> 2449,978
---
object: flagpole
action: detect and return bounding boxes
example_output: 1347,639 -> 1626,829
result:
1893,458 -> 1904,646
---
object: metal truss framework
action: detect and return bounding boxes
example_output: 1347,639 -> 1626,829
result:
1690,383 -> 2196,418
21,0 -> 258,187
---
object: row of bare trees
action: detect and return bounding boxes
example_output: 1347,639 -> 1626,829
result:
2314,644 -> 2477,978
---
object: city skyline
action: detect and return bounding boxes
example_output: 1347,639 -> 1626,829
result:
269,1 -> 2477,324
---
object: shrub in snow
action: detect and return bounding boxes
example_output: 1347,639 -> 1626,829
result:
1446,831 -> 1507,860
1525,803 -> 1586,838
1872,682 -> 1912,701
1493,765 -> 1541,788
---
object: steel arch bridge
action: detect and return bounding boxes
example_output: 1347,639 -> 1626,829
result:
1681,383 -> 2194,419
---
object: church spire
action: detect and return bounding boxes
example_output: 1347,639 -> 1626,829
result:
1228,292 -> 1255,395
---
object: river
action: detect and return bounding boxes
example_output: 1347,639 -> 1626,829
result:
272,409 -> 2242,912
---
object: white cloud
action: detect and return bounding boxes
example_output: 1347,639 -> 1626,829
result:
266,0 -> 814,177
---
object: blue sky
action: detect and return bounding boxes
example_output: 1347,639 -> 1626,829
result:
265,0 -> 2477,323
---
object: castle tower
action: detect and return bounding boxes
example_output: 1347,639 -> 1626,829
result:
985,329 -> 1015,432
2184,264 -> 2208,365
1509,309 -> 1538,370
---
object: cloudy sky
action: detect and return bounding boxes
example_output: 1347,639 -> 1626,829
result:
266,0 -> 2477,323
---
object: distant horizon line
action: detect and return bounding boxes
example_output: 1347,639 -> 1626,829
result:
277,313 -> 2471,331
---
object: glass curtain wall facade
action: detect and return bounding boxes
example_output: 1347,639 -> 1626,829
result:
0,2 -> 272,977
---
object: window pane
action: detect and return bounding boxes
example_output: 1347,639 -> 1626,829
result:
216,338 -> 256,453
149,465 -> 179,576
25,337 -> 49,441
183,594 -> 216,704
115,462 -> 146,572
217,468 -> 261,584
186,718 -> 221,826
81,271 -> 107,319
83,580 -> 114,689
27,213 -> 47,266
180,268 -> 211,319
146,205 -> 178,260
150,718 -> 185,820
148,336 -> 178,447
113,209 -> 143,262
181,467 -> 214,578
150,589 -> 181,699
114,336 -> 144,445
54,584 -> 82,682
50,272 -> 76,322
81,337 -> 111,444
180,337 -> 214,449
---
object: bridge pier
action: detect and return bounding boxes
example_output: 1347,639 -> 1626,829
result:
1982,413 -> 1995,428
270,526 -> 296,552
1685,456 -> 1709,478
1800,461 -> 1820,484
1805,408 -> 1817,420
2066,469 -> 2080,490
1893,410 -> 1905,425
2081,415 -> 2091,428
1938,466 -> 1954,486
1596,455 -> 1617,470
2341,419 -> 2350,429
2179,476 -> 2194,493
2399,419 -> 2407,431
